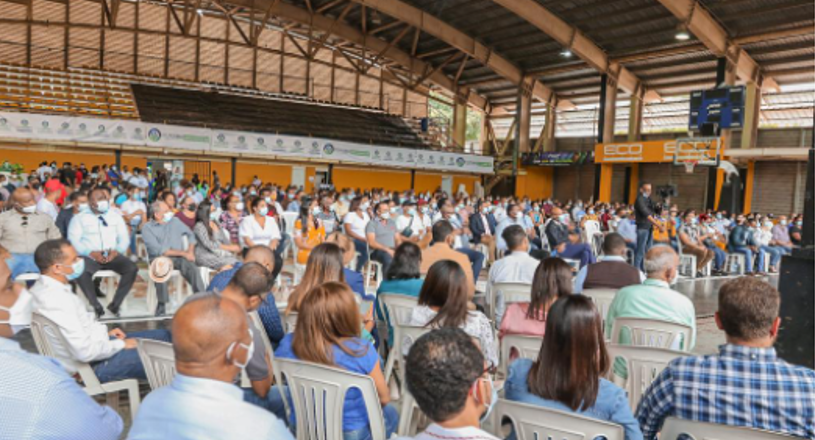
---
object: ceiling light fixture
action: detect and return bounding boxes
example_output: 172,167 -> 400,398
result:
560,49 -> 573,58
675,24 -> 691,41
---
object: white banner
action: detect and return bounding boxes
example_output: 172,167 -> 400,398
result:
0,111 -> 494,174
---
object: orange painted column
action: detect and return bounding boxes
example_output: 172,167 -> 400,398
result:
598,164 -> 614,203
713,168 -> 726,210
742,160 -> 755,213
627,163 -> 639,205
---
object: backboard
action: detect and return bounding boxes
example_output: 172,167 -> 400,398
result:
672,137 -> 722,173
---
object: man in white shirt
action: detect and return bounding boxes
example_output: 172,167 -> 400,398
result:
489,225 -> 540,325
494,204 -> 540,253
395,201 -> 427,246
120,166 -> 132,182
36,180 -> 61,221
616,210 -> 638,254
400,328 -> 500,440
67,188 -> 137,318
120,185 -> 147,256
36,161 -> 52,181
129,291 -> 292,440
29,239 -> 170,383
127,167 -> 149,190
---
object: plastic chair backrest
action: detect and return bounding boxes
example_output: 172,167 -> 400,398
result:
282,212 -> 298,236
137,339 -> 177,390
498,334 -> 543,378
583,220 -> 601,242
397,325 -> 432,388
493,399 -> 624,440
284,312 -> 298,333
610,317 -> 692,350
276,358 -> 387,440
492,282 -> 532,305
30,312 -> 104,391
249,311 -> 292,420
660,417 -> 795,440
605,344 -> 687,410
581,288 -> 618,329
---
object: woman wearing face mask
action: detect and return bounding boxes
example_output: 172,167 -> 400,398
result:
174,195 -> 197,230
220,194 -> 244,245
276,282 -> 398,439
239,198 -> 281,254
193,201 -> 240,271
505,295 -> 643,440
293,198 -> 326,266
342,196 -> 370,272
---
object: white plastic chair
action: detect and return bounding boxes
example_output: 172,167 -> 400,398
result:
249,311 -> 292,420
581,288 -> 618,330
281,212 -> 299,260
199,267 -> 217,287
14,273 -> 40,284
137,339 -> 176,390
498,334 -> 543,378
145,267 -> 194,313
563,258 -> 581,272
582,220 -> 601,244
591,231 -> 605,256
276,358 -> 387,440
610,317 -> 693,351
489,282 -> 532,322
492,399 -> 624,440
135,235 -> 149,262
395,325 -> 432,436
365,259 -> 384,292
30,313 -> 140,420
725,253 -> 747,275
283,311 -> 298,333
605,344 -> 687,410
660,417 -> 795,439
379,294 -> 419,385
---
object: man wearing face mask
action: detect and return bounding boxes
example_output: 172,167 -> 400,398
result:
56,191 -> 89,239
366,201 -> 403,275
190,262 -> 287,419
495,204 -> 540,254
770,215 -> 794,255
0,188 -> 62,279
129,291 -> 292,440
633,183 -> 663,271
727,214 -> 763,276
30,239 -> 171,383
141,201 -> 206,316
677,210 -> 715,276
121,185 -> 147,258
68,187 -> 136,318
403,328 -> 500,440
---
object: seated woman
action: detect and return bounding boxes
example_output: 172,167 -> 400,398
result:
275,282 -> 398,439
239,197 -> 283,280
193,201 -> 241,271
408,260 -> 498,369
325,232 -> 367,300
505,295 -> 643,440
174,195 -> 197,230
499,257 -> 572,340
376,242 -> 423,347
293,198 -> 325,266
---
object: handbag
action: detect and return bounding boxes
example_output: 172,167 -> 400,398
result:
401,216 -> 415,238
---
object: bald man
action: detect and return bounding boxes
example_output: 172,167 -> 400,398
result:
0,188 -> 61,278
128,294 -> 292,440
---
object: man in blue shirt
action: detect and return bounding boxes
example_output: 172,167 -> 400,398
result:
208,245 -> 284,349
128,293 -> 292,440
636,276 -> 815,439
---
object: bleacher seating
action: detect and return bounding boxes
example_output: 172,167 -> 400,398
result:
131,84 -> 429,149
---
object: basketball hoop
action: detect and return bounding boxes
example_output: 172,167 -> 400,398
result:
684,160 -> 698,174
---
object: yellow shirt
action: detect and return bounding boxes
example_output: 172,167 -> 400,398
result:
294,218 -> 326,265
652,218 -> 676,242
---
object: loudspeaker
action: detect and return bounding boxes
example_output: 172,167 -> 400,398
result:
776,253 -> 815,369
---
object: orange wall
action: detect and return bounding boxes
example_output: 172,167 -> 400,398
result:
234,163 -> 293,187
0,146 -> 114,172
453,176 -> 479,195
516,167 -> 553,199
414,173 -> 442,193
210,160 -> 233,186
333,167 -> 411,192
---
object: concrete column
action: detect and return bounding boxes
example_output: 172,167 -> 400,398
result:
452,99 -> 467,147
740,81 -> 761,149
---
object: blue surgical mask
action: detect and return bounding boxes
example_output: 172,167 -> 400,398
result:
478,375 -> 498,423
311,207 -> 321,216
258,207 -> 269,216
162,211 -> 174,223
77,203 -> 90,213
796,221 -> 803,227
95,200 -> 109,213
65,258 -> 85,281
210,210 -> 221,221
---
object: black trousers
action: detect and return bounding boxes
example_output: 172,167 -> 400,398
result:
77,255 -> 138,311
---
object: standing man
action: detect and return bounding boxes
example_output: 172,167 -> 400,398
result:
634,183 -> 662,270
68,188 -> 136,318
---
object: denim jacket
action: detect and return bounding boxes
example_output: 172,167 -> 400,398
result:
505,358 -> 643,440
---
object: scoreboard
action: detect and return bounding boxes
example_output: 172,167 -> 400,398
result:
689,86 -> 745,130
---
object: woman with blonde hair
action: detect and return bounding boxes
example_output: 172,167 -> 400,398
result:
325,231 -> 367,300
285,242 -> 345,314
275,282 -> 398,440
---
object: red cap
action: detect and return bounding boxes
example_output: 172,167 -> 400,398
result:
44,179 -> 63,193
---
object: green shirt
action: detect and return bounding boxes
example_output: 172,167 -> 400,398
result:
604,278 -> 696,379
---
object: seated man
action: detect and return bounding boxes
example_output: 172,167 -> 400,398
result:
402,328 -> 500,440
546,210 -> 595,268
207,245 -> 285,349
0,188 -> 61,278
421,220 -> 476,298
128,293 -> 292,440
615,210 -> 638,254
469,200 -> 497,264
30,239 -> 170,383
727,214 -> 763,275
56,191 -> 88,239
604,246 -> 695,378
68,187 -> 137,318
36,179 -> 61,221
677,211 -> 714,276
194,262 -> 285,419
636,277 -> 815,439
435,198 -> 484,280
366,201 -> 404,276
489,225 -> 540,325
141,201 -> 206,316
771,215 -> 794,254
495,204 -> 541,254
574,232 -> 644,293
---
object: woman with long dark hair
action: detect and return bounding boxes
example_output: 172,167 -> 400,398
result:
408,260 -> 498,368
193,201 -> 240,271
275,282 -> 398,439
505,295 -> 643,440
174,194 -> 197,230
220,193 -> 244,245
499,257 -> 572,339
293,198 -> 325,265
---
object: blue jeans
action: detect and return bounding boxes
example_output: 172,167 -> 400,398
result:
6,254 -> 39,279
352,238 -> 369,272
730,246 -> 760,273
457,247 -> 485,279
92,329 -> 172,383
634,228 -> 653,270
558,243 -> 596,268
705,243 -> 727,270
343,404 -> 399,440
370,249 -> 393,277
760,245 -> 783,271
244,385 -> 288,421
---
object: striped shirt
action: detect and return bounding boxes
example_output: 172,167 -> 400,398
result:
635,344 -> 815,439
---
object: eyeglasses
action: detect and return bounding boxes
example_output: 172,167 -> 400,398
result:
20,216 -> 28,227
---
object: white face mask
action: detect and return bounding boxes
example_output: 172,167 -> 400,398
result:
0,288 -> 31,334
235,202 -> 245,212
380,211 -> 391,220
473,374 -> 498,423
162,211 -> 174,223
513,212 -> 523,220
19,205 -> 37,214
227,329 -> 255,369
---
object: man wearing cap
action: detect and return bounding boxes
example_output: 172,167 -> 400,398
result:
0,188 -> 62,279
68,188 -> 136,318
141,201 -> 206,317
36,179 -> 62,221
